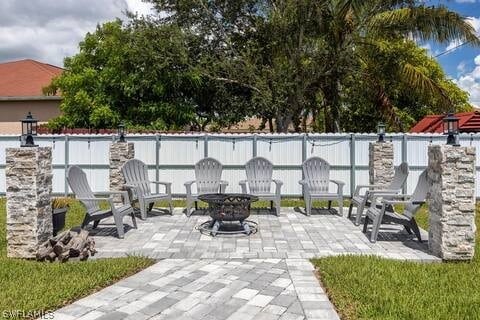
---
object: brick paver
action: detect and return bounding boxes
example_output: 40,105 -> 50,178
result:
52,207 -> 439,319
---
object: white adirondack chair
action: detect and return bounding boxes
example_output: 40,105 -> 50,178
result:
350,162 -> 409,226
184,157 -> 228,216
122,159 -> 173,220
299,157 -> 345,216
363,170 -> 428,243
67,166 -> 136,239
239,157 -> 283,216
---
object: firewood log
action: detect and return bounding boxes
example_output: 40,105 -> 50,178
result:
59,250 -> 70,263
46,251 -> 56,262
79,248 -> 90,261
36,241 -> 53,261
69,229 -> 90,257
49,230 -> 69,247
53,238 -> 73,257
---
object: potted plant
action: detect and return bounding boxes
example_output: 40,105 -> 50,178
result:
52,197 -> 72,236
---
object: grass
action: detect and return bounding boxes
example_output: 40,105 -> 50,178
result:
0,198 -> 154,319
312,204 -> 480,320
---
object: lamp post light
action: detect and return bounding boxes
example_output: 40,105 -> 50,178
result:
21,112 -> 38,147
377,122 -> 386,143
443,113 -> 460,146
118,122 -> 126,142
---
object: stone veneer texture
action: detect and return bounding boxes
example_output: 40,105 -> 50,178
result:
369,142 -> 394,187
109,142 -> 134,204
428,145 -> 476,260
6,147 -> 52,258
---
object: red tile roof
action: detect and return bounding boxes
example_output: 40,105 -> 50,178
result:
0,59 -> 63,97
409,111 -> 480,133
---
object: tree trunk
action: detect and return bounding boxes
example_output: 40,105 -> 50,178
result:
275,114 -> 292,133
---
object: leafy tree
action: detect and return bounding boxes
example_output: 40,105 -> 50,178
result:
311,0 -> 479,131
147,0 -> 478,132
48,0 -> 479,132
45,20 -> 200,130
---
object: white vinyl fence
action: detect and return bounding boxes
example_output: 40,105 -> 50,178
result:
0,133 -> 479,198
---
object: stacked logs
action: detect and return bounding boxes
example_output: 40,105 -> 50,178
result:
36,229 -> 97,262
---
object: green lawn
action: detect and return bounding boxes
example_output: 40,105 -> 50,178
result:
0,199 -> 154,320
313,204 -> 480,320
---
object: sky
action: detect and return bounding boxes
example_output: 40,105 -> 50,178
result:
0,0 -> 478,107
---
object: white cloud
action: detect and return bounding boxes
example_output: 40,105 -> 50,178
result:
0,0 -> 153,67
455,54 -> 480,108
457,61 -> 467,74
455,0 -> 476,3
444,16 -> 480,54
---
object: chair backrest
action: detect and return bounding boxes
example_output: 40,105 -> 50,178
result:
302,157 -> 330,193
245,157 -> 273,194
195,157 -> 223,194
404,169 -> 428,218
388,162 -> 409,191
67,166 -> 99,213
122,159 -> 151,197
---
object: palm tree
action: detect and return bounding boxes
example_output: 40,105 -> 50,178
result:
315,0 -> 480,132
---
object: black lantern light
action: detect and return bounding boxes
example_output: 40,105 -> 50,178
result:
21,112 -> 38,147
118,122 -> 126,142
377,122 -> 386,143
443,113 -> 460,146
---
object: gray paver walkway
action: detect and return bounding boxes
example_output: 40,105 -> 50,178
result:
52,207 -> 439,320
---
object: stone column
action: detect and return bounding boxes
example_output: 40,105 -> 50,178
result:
109,142 -> 134,204
369,142 -> 394,186
6,147 -> 53,258
428,145 -> 476,261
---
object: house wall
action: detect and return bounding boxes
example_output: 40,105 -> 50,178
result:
0,99 -> 61,134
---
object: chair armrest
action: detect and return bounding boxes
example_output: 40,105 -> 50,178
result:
124,184 -> 141,201
184,180 -> 196,196
330,180 -> 344,195
273,179 -> 283,196
239,180 -> 248,193
152,181 -> 172,194
151,181 -> 171,186
354,184 -> 384,196
272,179 -> 283,186
77,197 -> 110,202
368,189 -> 401,195
184,180 -> 196,187
220,180 -> 228,193
95,191 -> 130,204
383,199 -> 424,206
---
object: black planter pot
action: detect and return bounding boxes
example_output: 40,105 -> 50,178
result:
52,208 -> 68,236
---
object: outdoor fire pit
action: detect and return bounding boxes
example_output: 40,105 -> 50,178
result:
198,193 -> 258,236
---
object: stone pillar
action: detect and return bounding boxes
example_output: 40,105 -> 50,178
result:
109,142 -> 134,204
369,142 -> 394,186
6,147 -> 53,258
428,145 -> 476,261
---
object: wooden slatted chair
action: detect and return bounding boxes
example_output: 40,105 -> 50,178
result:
299,157 -> 345,216
184,157 -> 228,216
122,159 -> 173,220
67,165 -> 136,239
363,169 -> 428,243
240,157 -> 283,216
350,162 -> 409,225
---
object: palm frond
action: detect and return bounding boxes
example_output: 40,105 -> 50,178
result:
375,86 -> 404,131
369,5 -> 480,45
401,62 -> 452,107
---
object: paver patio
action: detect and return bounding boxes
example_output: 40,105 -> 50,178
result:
52,207 -> 439,320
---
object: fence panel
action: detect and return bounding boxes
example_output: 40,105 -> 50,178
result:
0,133 -> 478,198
